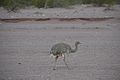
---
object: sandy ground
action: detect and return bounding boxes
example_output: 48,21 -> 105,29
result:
0,5 -> 120,19
0,4 -> 120,80
0,17 -> 120,80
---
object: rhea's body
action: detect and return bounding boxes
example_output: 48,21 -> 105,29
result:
50,41 -> 80,70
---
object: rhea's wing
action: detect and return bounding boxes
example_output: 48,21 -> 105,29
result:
50,43 -> 71,55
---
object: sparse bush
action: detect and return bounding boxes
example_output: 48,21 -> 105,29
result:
58,0 -> 70,8
0,0 -> 4,6
32,0 -> 45,8
1,0 -> 32,12
45,0 -> 54,8
104,0 -> 116,6
0,0 -> 117,11
92,0 -> 105,6
17,0 -> 32,7
66,0 -> 78,5
104,0 -> 116,10
32,0 -> 70,8
2,0 -> 18,12
92,0 -> 116,7
82,0 -> 93,4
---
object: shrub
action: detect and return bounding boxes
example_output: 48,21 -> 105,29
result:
0,0 -> 117,11
1,0 -> 32,12
59,0 -> 70,8
45,0 -> 54,8
82,0 -> 93,4
32,0 -> 45,8
104,0 -> 116,6
2,0 -> 18,12
32,0 -> 70,8
0,0 -> 4,6
90,0 -> 105,6
17,0 -> 32,7
92,0 -> 116,7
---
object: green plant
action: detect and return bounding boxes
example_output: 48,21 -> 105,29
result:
0,0 -> 4,6
82,0 -> 93,4
105,0 -> 116,6
59,0 -> 70,8
45,0 -> 54,8
32,0 -> 45,8
17,0 -> 32,7
45,0 -> 70,8
92,0 -> 105,6
2,0 -> 18,12
92,0 -> 116,7
0,0 -> 117,11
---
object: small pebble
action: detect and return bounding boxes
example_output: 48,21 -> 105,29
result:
18,62 -> 21,64
8,77 -> 12,80
42,14 -> 45,17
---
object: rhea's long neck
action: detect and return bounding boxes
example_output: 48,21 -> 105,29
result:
71,43 -> 78,53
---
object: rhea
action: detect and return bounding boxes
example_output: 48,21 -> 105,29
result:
50,41 -> 81,70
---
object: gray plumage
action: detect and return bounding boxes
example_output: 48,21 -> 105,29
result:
50,41 -> 80,55
50,41 -> 80,70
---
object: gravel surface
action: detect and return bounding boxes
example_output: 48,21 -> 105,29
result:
0,18 -> 120,80
0,5 -> 120,19
0,4 -> 120,80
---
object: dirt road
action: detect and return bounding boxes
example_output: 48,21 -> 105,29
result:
0,20 -> 120,80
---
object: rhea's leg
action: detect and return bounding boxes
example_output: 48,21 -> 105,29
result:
53,56 -> 58,70
63,54 -> 70,70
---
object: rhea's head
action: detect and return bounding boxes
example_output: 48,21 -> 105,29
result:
75,41 -> 81,45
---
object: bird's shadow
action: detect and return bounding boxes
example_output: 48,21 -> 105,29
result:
52,66 -> 77,71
